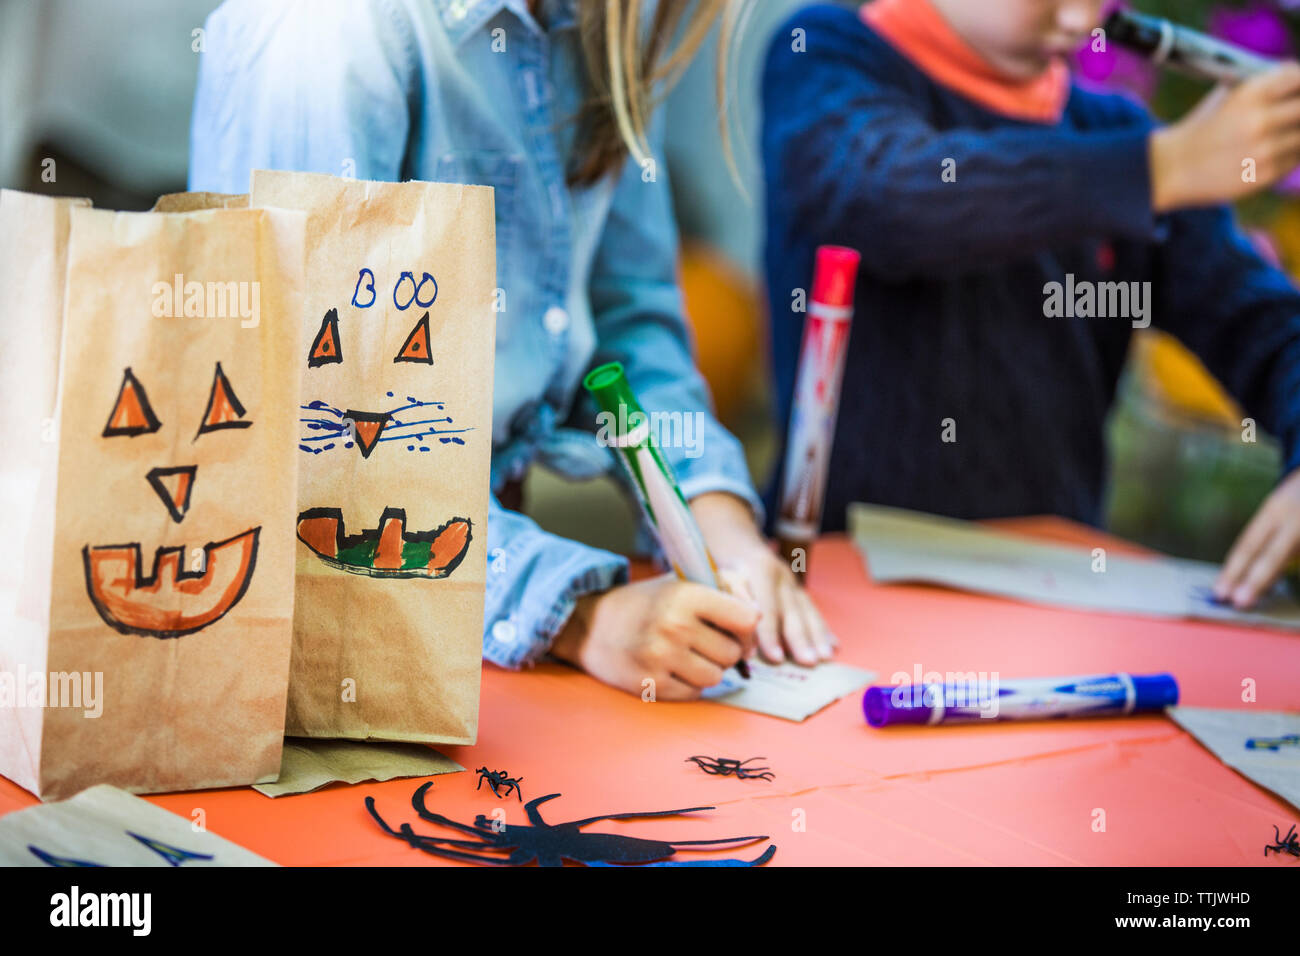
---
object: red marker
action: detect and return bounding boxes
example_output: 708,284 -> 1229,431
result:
776,246 -> 860,582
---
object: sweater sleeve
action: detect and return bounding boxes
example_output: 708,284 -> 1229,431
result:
1153,206 -> 1300,473
762,6 -> 1163,281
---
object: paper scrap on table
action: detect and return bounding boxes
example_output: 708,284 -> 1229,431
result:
702,660 -> 877,721
0,784 -> 275,866
849,503 -> 1300,630
1169,707 -> 1300,813
253,738 -> 464,798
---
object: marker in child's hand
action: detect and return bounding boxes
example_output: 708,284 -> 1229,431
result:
584,362 -> 751,679
1105,8 -> 1277,84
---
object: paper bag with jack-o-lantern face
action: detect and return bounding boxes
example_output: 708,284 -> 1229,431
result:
250,171 -> 495,744
0,192 -> 306,800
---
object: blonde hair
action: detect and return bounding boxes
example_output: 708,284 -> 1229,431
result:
569,0 -> 751,186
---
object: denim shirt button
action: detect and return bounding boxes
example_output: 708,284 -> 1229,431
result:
447,0 -> 469,21
491,619 -> 517,643
523,71 -> 541,108
543,305 -> 569,335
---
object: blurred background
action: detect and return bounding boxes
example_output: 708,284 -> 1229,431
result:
3,0 -> 1298,560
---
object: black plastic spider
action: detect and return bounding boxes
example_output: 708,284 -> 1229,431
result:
1265,823 -> 1300,858
365,782 -> 776,867
686,755 -> 774,781
476,766 -> 523,801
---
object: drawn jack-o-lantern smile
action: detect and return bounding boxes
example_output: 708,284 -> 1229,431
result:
296,508 -> 470,579
296,306 -> 474,578
82,364 -> 261,638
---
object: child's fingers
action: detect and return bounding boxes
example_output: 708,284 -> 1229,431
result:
1261,131 -> 1300,174
1260,61 -> 1300,99
714,566 -> 762,661
688,582 -> 760,640
1263,98 -> 1300,133
777,584 -> 820,666
1250,63 -> 1300,108
1216,506 -> 1277,598
731,568 -> 783,664
690,624 -> 745,670
792,587 -> 834,659
751,582 -> 784,664
712,572 -> 759,660
716,566 -> 754,604
1233,523 -> 1300,608
668,650 -> 727,691
654,673 -> 705,702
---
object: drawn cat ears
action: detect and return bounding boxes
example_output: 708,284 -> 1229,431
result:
102,363 -> 252,440
307,309 -> 434,368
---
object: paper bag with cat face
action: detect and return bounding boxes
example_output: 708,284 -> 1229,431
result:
250,171 -> 495,744
0,192 -> 306,799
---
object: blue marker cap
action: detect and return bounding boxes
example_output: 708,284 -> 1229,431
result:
862,685 -> 935,728
1131,673 -> 1179,711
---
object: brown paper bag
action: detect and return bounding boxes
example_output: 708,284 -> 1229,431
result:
0,189 -> 90,798
250,171 -> 496,744
151,191 -> 249,213
0,190 -> 307,799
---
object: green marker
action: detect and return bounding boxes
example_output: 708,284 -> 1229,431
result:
584,362 -> 749,679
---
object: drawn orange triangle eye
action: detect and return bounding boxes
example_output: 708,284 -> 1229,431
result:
309,308 -> 343,367
103,367 -> 162,438
394,312 -> 433,365
196,362 -> 252,437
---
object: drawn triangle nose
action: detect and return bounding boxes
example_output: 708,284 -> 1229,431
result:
146,465 -> 197,523
345,410 -> 391,459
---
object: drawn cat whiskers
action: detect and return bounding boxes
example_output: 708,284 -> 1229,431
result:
297,397 -> 471,454
379,416 -> 471,446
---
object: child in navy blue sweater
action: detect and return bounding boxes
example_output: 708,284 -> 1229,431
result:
764,0 -> 1300,609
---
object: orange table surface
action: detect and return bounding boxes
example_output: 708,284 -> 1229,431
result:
3,521 -> 1298,866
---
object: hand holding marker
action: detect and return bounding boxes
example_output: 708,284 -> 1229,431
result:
1104,8 -> 1276,83
584,362 -> 751,679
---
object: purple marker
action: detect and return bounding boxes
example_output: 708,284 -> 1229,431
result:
863,673 -> 1179,727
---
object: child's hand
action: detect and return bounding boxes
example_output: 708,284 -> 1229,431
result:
1150,62 -> 1300,213
1214,467 -> 1300,608
690,492 -> 837,667
550,575 -> 759,700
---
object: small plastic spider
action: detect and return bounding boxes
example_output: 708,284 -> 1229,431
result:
476,766 -> 523,801
1264,823 -> 1300,858
686,756 -> 774,781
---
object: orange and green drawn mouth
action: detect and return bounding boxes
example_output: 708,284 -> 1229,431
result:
82,527 -> 260,638
296,508 -> 471,578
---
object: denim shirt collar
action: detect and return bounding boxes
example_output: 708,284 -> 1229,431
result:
435,0 -> 577,45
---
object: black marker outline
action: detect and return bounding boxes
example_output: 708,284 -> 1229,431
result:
102,367 -> 162,438
195,361 -> 252,438
393,312 -> 434,365
308,308 -> 343,367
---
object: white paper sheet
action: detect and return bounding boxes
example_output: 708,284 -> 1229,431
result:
1168,707 -> 1300,813
849,503 -> 1300,629
0,784 -> 275,866
702,659 -> 877,721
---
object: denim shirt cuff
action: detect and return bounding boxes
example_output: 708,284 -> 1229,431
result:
483,546 -> 629,670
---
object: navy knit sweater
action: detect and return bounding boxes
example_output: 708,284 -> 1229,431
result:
762,3 -> 1300,531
